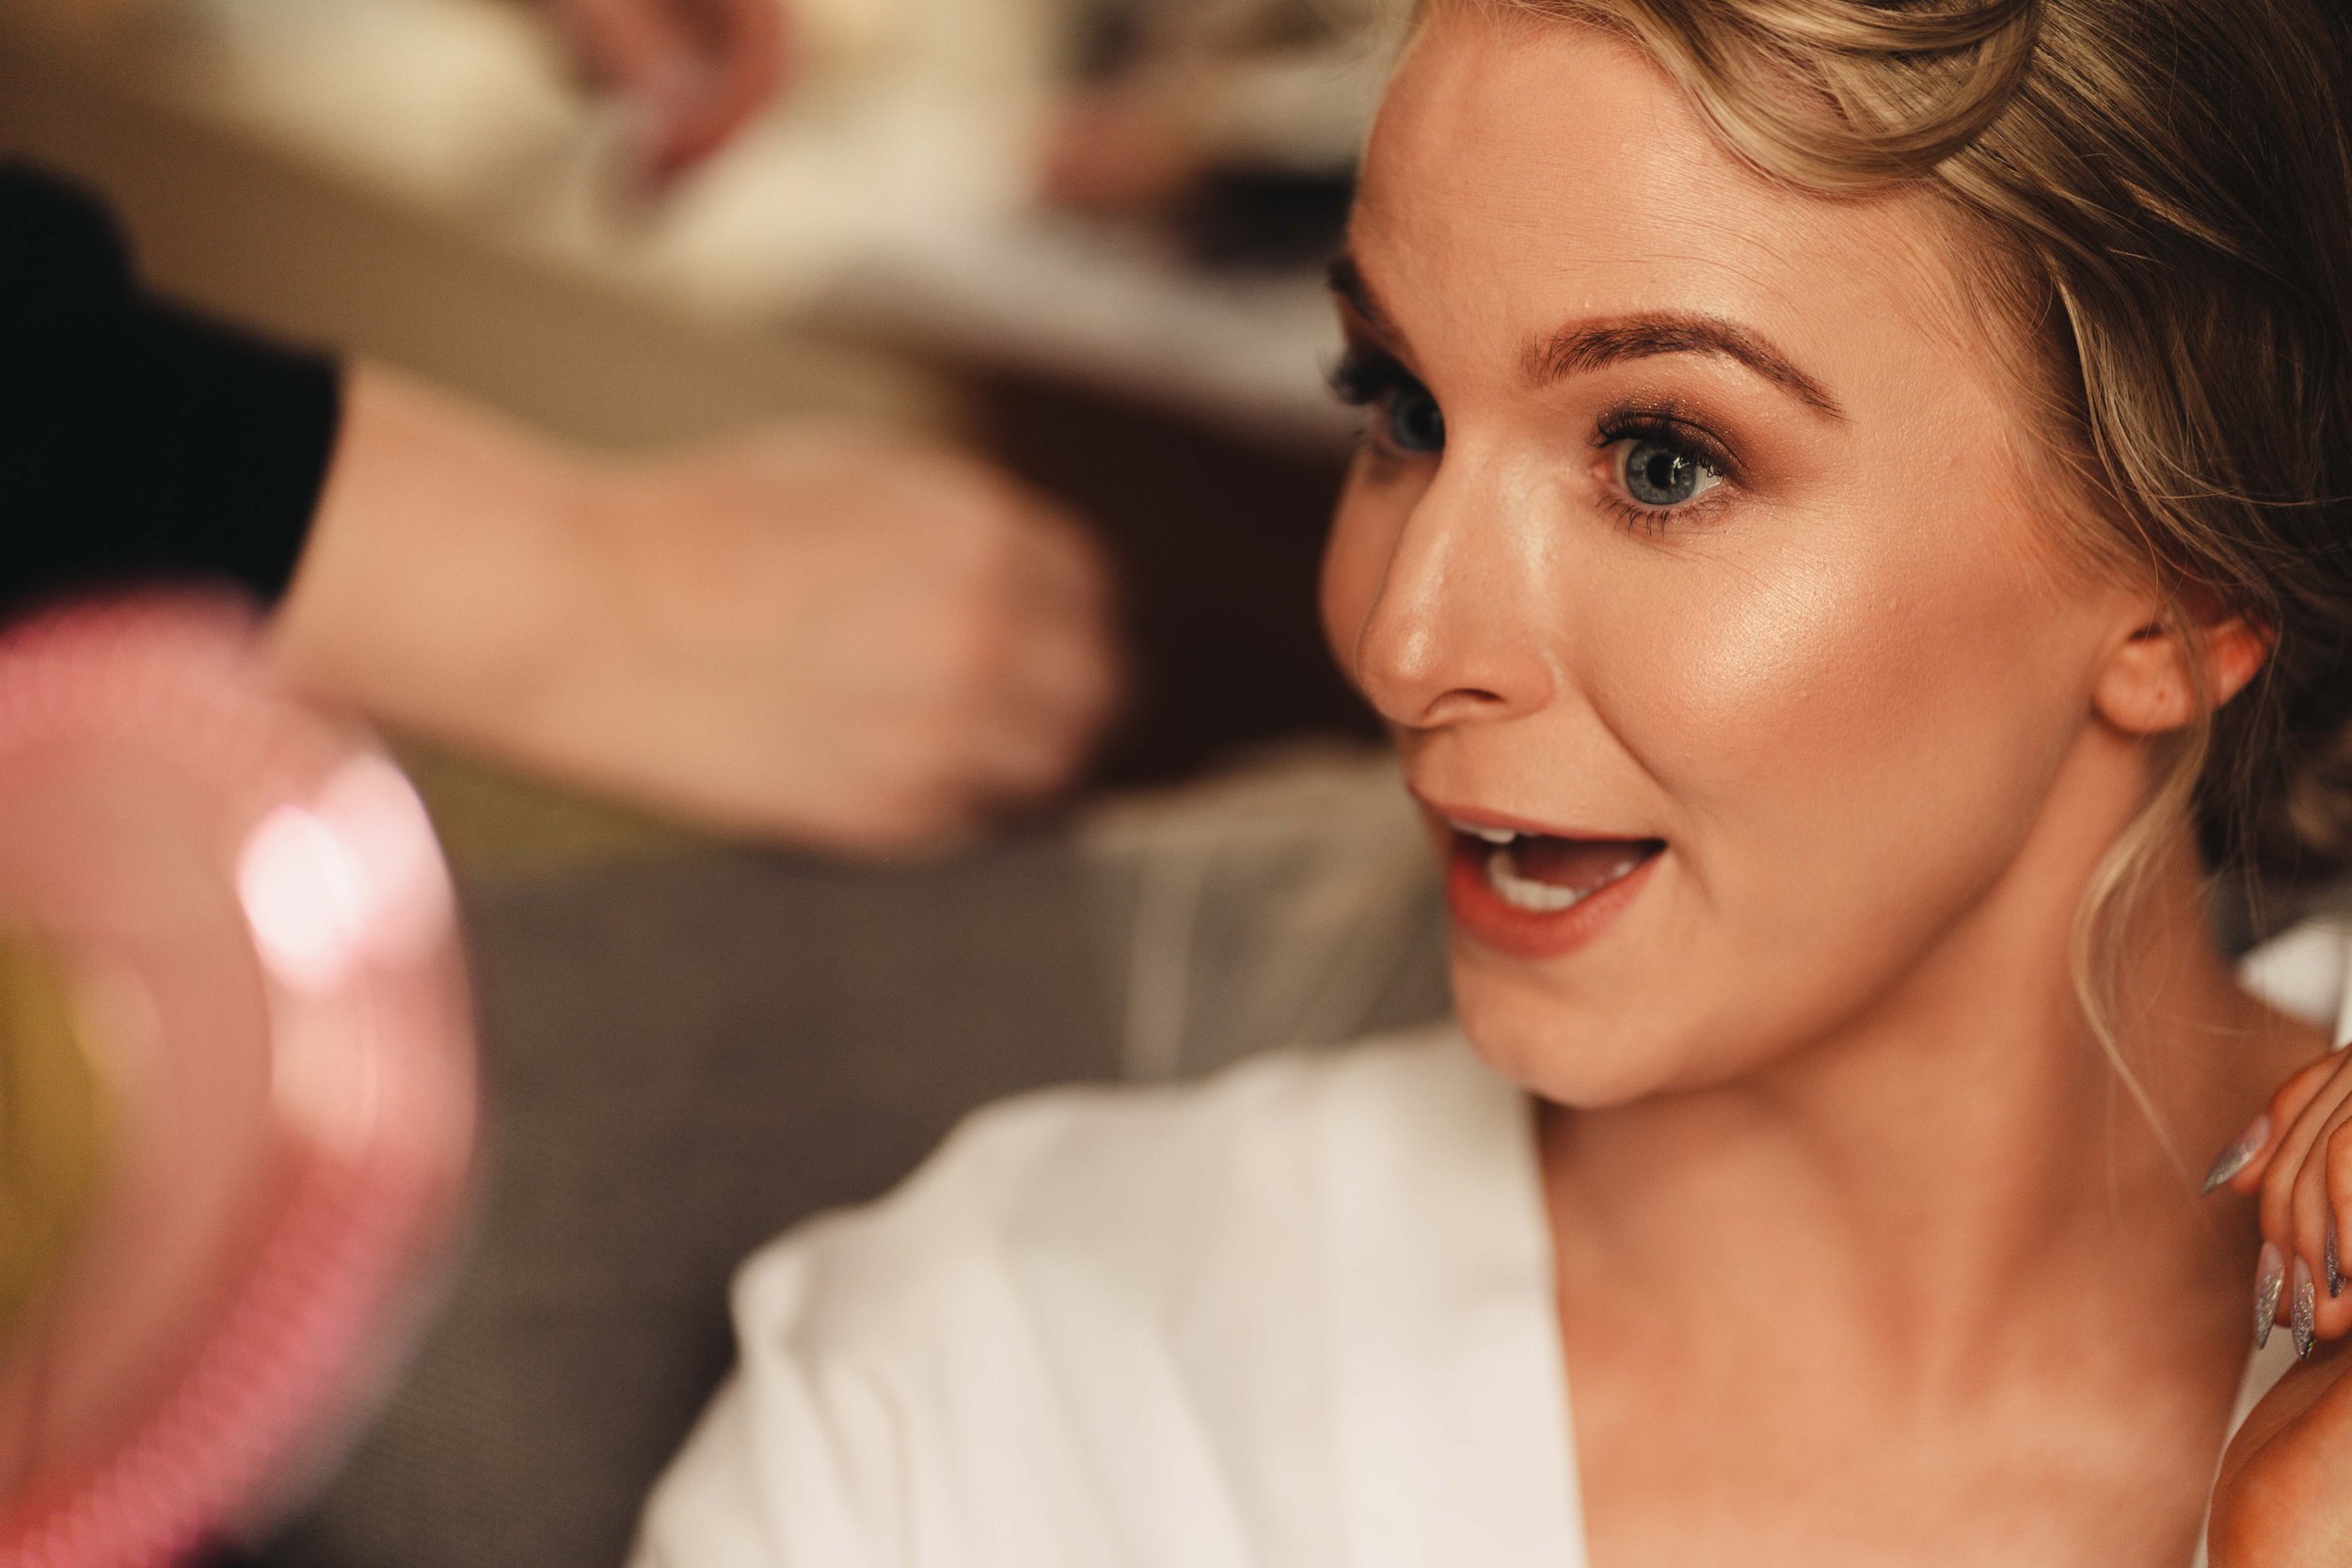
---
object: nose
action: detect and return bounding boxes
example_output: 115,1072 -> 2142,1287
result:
1347,453 -> 1557,730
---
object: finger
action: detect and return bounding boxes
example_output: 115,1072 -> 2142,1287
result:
1010,507 -> 1118,627
998,602 -> 1127,739
925,497 -> 1120,724
2285,1103 -> 2352,1352
791,742 -> 989,860
2255,1058 -> 2352,1355
642,0 -> 788,181
1006,536 -> 1125,724
806,797 -> 985,862
850,673 -> 1107,840
969,720 -> 1092,806
948,614 -> 1127,803
2320,1130 -> 2352,1344
2219,1049 -> 2346,1195
969,664 -> 1120,802
2260,1052 -> 2352,1240
2299,1114 -> 2352,1347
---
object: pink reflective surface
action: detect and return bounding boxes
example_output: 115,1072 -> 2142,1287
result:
0,595 -> 476,1567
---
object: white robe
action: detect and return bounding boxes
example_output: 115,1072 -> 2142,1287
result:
633,922 -> 2352,1568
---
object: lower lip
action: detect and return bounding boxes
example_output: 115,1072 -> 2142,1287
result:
1443,835 -> 1661,961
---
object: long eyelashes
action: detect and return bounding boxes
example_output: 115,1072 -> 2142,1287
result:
1328,347 -> 1745,531
1328,345 -> 1446,457
1327,344 -> 1406,408
1591,404 -> 1740,534
1594,404 -> 1741,486
1327,345 -> 1426,427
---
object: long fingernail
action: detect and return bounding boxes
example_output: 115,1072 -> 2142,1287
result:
2330,1218 -> 2343,1300
2204,1115 -> 2270,1194
2295,1257 -> 2318,1360
2256,1242 -> 2285,1349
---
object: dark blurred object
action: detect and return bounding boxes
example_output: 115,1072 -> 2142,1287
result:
0,163 -> 338,626
1175,165 -> 1354,271
0,595 -> 473,1567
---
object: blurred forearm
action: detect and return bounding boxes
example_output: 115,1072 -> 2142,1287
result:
267,363 -> 598,771
271,365 -> 1122,853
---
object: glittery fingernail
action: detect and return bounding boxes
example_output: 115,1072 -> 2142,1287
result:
2329,1217 -> 2343,1300
2204,1115 -> 2270,1194
2295,1257 -> 2318,1360
2256,1242 -> 2285,1350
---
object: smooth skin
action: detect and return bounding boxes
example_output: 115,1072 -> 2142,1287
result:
1320,9 -> 2339,1564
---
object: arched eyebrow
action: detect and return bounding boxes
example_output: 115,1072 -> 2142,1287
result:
1328,251 -> 1845,421
1529,313 -> 1846,420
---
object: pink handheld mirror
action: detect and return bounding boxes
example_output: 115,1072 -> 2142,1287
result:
0,594 -> 477,1567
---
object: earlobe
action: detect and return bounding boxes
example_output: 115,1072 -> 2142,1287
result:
2092,613 -> 2273,736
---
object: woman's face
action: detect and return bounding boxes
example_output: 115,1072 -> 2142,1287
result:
1323,8 -> 2149,1104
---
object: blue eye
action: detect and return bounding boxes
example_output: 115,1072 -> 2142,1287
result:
1382,383 -> 1446,454
1619,436 -> 1720,508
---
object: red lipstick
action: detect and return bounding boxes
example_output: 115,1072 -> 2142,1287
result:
1422,800 -> 1663,960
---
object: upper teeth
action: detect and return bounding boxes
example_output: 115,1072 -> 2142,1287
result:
1448,818 -> 1519,845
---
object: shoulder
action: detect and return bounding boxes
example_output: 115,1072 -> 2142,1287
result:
632,1027 -> 1489,1567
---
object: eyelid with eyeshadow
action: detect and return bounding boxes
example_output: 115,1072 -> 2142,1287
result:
1327,342 -> 1755,534
1593,400 -> 1745,486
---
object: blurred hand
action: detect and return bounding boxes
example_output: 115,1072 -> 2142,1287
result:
272,366 -> 1123,855
570,427 -> 1122,850
545,0 -> 788,182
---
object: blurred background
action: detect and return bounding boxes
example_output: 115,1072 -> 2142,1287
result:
0,2 -> 1454,1563
0,0 -> 1402,794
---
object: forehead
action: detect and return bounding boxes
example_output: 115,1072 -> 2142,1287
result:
1354,8 -> 1984,391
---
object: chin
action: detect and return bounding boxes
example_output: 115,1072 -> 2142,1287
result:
1447,949 -> 1708,1110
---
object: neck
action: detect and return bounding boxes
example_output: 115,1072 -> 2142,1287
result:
1541,758 -> 2312,1391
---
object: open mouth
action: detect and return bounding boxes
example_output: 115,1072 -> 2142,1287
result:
1445,819 -> 1666,914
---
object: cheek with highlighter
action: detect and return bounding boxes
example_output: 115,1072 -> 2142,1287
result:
1492,491 -> 2106,1099
1329,443 -> 2106,1110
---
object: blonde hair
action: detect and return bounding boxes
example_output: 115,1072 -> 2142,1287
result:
1422,0 -> 2352,1113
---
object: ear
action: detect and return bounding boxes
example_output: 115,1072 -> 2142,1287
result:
2092,607 -> 2273,736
